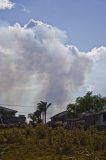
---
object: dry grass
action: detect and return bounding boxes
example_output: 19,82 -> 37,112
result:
0,125 -> 106,160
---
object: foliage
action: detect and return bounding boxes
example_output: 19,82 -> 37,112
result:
28,110 -> 41,124
67,92 -> 106,118
67,104 -> 78,118
37,101 -> 52,124
0,125 -> 106,160
28,101 -> 51,125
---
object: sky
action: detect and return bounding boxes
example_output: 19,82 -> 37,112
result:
0,0 -> 106,51
0,0 -> 106,116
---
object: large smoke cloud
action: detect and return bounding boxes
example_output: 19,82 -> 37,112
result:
0,19 -> 106,113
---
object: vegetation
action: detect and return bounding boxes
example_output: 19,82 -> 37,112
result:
37,101 -> 52,124
0,93 -> 106,159
28,110 -> 41,124
29,101 -> 51,124
0,125 -> 106,160
67,92 -> 106,118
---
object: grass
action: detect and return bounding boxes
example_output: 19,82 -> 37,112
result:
0,124 -> 106,160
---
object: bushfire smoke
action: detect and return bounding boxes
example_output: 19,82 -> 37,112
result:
0,19 -> 106,110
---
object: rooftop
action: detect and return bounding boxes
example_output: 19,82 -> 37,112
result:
51,111 -> 67,119
0,106 -> 17,113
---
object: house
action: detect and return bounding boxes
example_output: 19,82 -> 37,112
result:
0,106 -> 17,124
83,110 -> 106,129
50,111 -> 67,127
0,106 -> 26,126
50,111 -> 85,128
50,109 -> 106,129
17,115 -> 26,125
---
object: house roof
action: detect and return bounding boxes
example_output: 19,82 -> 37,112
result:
50,111 -> 67,119
50,109 -> 106,120
0,106 -> 17,113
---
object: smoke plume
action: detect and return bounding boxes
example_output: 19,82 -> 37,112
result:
0,19 -> 106,112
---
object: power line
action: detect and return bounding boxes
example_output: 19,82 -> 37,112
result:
0,103 -> 35,108
0,104 -> 36,115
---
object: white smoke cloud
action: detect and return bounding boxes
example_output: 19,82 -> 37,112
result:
88,46 -> 106,61
0,0 -> 15,10
0,19 -> 106,115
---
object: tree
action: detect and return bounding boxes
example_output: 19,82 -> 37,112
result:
67,92 -> 106,118
37,101 -> 52,124
92,94 -> 106,112
76,92 -> 106,113
67,103 -> 78,118
76,91 -> 94,113
28,110 -> 42,124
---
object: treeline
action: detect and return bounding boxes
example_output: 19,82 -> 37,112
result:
67,92 -> 106,118
28,92 -> 106,124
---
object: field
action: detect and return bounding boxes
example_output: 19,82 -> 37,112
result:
0,124 -> 106,160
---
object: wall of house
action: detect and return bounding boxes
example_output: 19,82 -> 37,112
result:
100,112 -> 106,124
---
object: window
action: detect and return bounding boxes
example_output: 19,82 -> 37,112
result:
103,113 -> 106,122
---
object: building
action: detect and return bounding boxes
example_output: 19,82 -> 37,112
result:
83,110 -> 106,129
0,106 -> 26,126
50,110 -> 106,129
50,111 -> 67,127
17,115 -> 26,125
0,106 -> 17,124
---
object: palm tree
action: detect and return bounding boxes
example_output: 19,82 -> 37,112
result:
37,101 -> 51,124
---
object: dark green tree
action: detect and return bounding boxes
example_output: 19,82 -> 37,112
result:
76,92 -> 106,113
67,92 -> 106,118
76,92 -> 94,113
28,110 -> 41,124
67,103 -> 78,118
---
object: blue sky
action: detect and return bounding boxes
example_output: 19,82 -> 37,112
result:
0,0 -> 106,51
